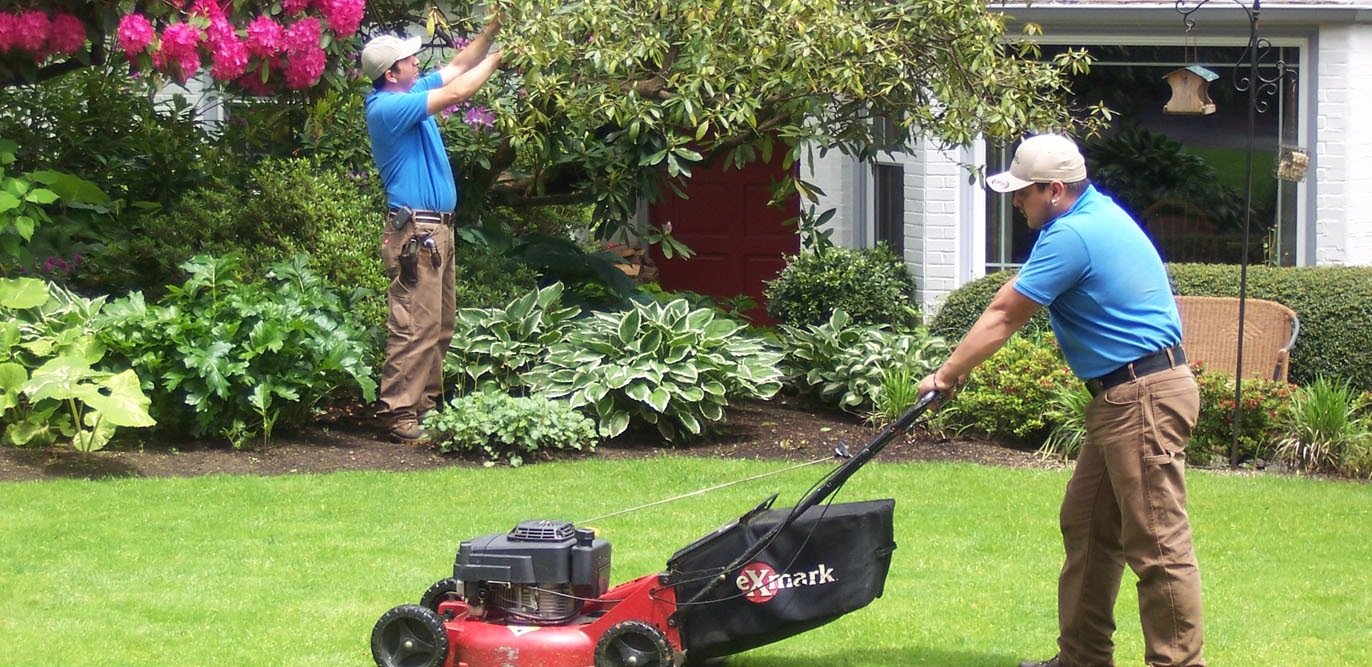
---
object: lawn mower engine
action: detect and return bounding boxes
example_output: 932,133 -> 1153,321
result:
455,519 -> 612,626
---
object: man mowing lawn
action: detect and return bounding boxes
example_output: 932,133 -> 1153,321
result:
918,134 -> 1205,667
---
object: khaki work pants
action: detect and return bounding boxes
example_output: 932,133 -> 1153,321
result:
378,218 -> 455,425
1057,364 -> 1205,667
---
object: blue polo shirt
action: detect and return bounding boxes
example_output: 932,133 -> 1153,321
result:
1013,185 -> 1181,379
365,71 -> 458,212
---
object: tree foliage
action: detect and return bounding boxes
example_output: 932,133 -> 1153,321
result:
4,0 -> 1100,248
437,0 -> 1101,238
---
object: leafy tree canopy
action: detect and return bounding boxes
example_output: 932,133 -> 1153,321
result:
1,0 -> 1102,245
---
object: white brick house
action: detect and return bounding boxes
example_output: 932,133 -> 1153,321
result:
807,0 -> 1372,317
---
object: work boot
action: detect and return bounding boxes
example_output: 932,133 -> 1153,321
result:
389,418 -> 432,444
1018,657 -> 1063,667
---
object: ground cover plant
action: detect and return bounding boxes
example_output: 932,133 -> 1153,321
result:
1,459 -> 1368,665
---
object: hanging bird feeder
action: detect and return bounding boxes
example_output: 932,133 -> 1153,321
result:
1163,65 -> 1220,115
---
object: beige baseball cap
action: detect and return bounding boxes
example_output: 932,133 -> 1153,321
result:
361,34 -> 423,81
986,134 -> 1088,193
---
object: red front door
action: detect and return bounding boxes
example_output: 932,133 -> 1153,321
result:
648,153 -> 799,325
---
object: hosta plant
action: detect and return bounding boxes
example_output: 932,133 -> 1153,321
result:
779,309 -> 948,414
445,282 -> 582,394
423,387 -> 598,467
97,254 -> 377,448
0,277 -> 154,452
525,298 -> 784,441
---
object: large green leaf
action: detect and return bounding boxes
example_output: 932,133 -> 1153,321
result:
624,379 -> 651,403
617,308 -> 642,345
678,411 -> 702,435
602,410 -> 630,438
22,356 -> 95,402
78,369 -> 156,428
0,277 -> 48,310
0,361 -> 25,411
646,387 -> 670,413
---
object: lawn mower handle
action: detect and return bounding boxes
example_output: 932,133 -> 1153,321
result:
787,389 -> 943,521
673,389 -> 943,612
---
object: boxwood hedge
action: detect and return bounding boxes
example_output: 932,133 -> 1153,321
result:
929,264 -> 1372,391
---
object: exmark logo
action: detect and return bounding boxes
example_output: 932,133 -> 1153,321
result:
735,561 -> 837,604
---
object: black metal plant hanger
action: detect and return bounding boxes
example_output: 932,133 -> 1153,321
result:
1174,0 -> 1295,467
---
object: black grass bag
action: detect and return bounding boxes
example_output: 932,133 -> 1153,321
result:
665,498 -> 897,661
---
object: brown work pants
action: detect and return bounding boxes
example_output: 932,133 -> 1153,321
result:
1057,364 -> 1205,667
378,219 -> 455,426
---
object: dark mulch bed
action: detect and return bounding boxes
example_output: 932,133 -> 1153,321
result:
0,397 -> 1059,483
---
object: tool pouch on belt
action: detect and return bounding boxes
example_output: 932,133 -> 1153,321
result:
397,235 -> 420,286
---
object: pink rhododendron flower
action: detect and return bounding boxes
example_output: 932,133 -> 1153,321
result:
13,10 -> 51,53
158,22 -> 203,81
317,0 -> 364,37
245,16 -> 284,58
282,17 -> 325,87
0,14 -> 20,54
206,18 -> 247,81
117,13 -> 155,56
283,17 -> 322,53
284,46 -> 325,88
48,13 -> 87,56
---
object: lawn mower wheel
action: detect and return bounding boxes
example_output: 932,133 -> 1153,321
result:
371,604 -> 448,667
594,620 -> 675,667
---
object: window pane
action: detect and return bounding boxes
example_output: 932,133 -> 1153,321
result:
986,44 -> 1300,271
874,164 -> 904,256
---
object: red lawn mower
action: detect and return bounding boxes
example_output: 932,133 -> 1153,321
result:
370,391 -> 942,667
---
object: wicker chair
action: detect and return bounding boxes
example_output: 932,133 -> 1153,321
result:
1175,295 -> 1300,382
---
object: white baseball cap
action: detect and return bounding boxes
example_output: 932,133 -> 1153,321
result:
361,35 -> 423,81
986,134 -> 1088,193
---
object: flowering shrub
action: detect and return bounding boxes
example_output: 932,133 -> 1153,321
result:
110,0 -> 364,92
0,10 -> 87,60
1191,362 -> 1296,465
932,332 -> 1079,444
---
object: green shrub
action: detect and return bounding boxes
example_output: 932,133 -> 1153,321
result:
526,297 -> 783,442
765,243 -> 918,328
97,254 -> 378,448
778,309 -> 947,414
1274,377 -> 1372,478
927,269 -> 1051,341
0,66 -> 235,207
423,388 -> 598,467
0,278 -> 154,451
932,264 -> 1372,393
452,239 -> 543,310
1168,263 -> 1372,392
932,332 -> 1078,444
1191,362 -> 1295,466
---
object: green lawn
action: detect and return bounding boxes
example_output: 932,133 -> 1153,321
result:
2,459 -> 1368,666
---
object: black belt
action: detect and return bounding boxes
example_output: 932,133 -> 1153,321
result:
388,207 -> 454,225
1085,345 -> 1187,397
